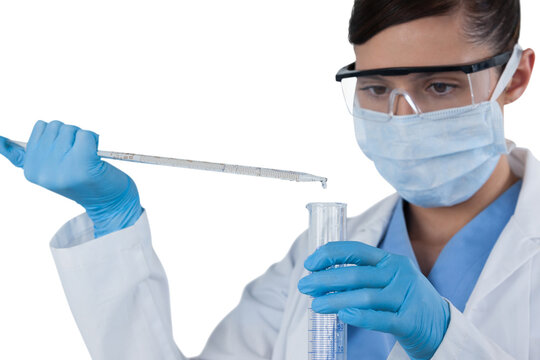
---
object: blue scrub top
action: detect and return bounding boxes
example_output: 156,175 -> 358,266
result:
347,180 -> 522,359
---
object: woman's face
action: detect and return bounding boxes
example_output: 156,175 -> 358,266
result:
353,12 -> 504,114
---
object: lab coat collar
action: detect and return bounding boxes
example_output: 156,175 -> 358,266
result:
466,140 -> 540,308
347,192 -> 400,247
507,140 -> 540,237
349,140 -> 540,309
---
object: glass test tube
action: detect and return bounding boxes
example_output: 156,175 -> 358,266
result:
306,202 -> 347,360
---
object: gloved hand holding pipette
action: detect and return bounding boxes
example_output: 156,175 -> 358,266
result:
0,120 -> 143,238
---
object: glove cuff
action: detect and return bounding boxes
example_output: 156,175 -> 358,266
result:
88,178 -> 144,238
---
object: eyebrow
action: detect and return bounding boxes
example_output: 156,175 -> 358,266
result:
410,71 -> 465,79
356,72 -> 463,81
356,75 -> 387,81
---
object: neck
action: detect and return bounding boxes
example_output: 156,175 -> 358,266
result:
404,155 -> 520,273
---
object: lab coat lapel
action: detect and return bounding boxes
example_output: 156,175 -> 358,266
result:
347,193 -> 400,247
465,146 -> 540,310
348,144 -> 540,310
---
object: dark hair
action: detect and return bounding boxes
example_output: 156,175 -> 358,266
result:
348,0 -> 520,55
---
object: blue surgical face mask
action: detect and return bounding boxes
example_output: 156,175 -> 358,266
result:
353,44 -> 523,208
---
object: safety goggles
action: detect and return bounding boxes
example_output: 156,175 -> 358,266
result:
335,50 -> 513,120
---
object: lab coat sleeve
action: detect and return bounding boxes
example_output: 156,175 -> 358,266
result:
50,208 -> 298,360
387,300 -> 515,360
50,209 -> 186,360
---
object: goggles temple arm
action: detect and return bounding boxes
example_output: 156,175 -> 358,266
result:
467,73 -> 476,105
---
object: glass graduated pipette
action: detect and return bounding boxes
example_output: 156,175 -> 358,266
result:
10,140 -> 327,188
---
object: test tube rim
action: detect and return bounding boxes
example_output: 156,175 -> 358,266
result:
306,202 -> 347,210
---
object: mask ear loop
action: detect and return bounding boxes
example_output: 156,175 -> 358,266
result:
388,88 -> 422,116
489,43 -> 524,102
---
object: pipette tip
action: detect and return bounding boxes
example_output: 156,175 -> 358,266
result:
321,179 -> 328,189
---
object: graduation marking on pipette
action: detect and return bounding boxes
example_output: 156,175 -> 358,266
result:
11,140 -> 328,188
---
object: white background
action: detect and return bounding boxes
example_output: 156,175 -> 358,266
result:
0,1 -> 539,358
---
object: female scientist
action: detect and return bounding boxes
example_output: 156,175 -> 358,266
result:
0,0 -> 538,359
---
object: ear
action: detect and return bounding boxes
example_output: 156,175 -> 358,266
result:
502,48 -> 535,105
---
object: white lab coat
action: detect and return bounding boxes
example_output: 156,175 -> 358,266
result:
49,140 -> 540,360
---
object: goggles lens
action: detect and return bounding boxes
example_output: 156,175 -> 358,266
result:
340,67 -> 495,119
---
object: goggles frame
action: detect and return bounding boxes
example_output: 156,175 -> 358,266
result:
335,51 -> 513,82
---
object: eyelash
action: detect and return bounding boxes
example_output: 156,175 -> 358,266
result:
427,82 -> 458,95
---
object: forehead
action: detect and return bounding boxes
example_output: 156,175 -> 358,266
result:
353,13 -> 495,70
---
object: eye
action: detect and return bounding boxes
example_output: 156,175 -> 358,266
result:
427,82 -> 457,95
359,86 -> 389,96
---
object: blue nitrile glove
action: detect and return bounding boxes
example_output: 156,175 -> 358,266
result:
298,241 -> 450,360
0,120 -> 143,238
